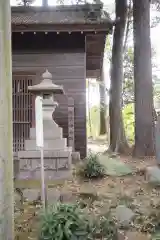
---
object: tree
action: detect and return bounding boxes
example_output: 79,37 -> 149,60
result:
109,0 -> 129,153
0,0 -> 14,238
133,0 -> 155,156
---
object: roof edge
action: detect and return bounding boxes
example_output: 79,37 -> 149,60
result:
11,3 -> 103,13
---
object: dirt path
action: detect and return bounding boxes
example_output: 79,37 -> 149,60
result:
87,138 -> 107,153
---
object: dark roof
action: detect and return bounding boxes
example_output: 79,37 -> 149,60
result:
11,4 -> 112,26
11,4 -> 112,78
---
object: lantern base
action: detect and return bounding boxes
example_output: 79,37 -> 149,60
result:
17,149 -> 72,181
17,116 -> 72,181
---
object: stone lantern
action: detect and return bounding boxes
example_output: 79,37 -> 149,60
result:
17,70 -> 72,181
28,69 -> 66,150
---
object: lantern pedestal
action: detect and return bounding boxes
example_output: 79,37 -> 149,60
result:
25,97 -> 67,151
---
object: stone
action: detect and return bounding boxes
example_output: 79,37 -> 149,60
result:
152,231 -> 160,240
13,154 -> 20,179
72,152 -> 81,164
46,189 -> 61,204
117,231 -> 125,240
23,189 -> 40,202
146,166 -> 160,185
59,191 -> 76,203
79,185 -> 97,196
78,185 -> 98,202
99,156 -> 133,176
125,231 -> 151,240
115,205 -> 135,227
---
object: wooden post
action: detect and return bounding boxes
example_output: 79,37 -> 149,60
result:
68,97 -> 75,151
0,0 -> 14,239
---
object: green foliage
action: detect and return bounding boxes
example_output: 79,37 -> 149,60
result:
87,105 -> 100,138
123,47 -> 134,105
122,103 -> 134,144
39,203 -> 93,240
87,103 -> 135,146
154,75 -> 160,103
77,152 -> 106,179
39,202 -> 118,240
92,212 -> 118,240
122,46 -> 158,105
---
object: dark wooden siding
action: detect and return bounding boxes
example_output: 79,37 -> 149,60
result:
12,53 -> 86,158
12,32 -> 85,53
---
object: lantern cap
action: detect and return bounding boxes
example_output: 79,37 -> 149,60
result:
42,69 -> 52,80
28,69 -> 64,95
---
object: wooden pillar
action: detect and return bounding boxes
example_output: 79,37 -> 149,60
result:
68,97 -> 75,151
0,0 -> 14,239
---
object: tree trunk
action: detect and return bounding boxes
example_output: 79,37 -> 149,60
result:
99,67 -> 106,135
109,0 -> 129,153
116,110 -> 130,154
133,0 -> 155,156
42,0 -> 48,6
0,0 -> 14,239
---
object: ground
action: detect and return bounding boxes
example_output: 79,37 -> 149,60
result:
14,140 -> 160,240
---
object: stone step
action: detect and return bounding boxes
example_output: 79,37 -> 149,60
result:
25,138 -> 67,150
19,156 -> 71,170
18,149 -> 71,159
18,169 -> 72,181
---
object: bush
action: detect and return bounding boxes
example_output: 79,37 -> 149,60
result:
39,202 -> 118,240
77,152 -> 106,179
39,203 -> 93,240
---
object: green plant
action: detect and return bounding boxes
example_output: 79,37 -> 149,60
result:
77,153 -> 106,179
39,203 -> 93,240
92,212 -> 118,240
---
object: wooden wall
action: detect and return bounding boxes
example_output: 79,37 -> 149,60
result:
12,52 -> 87,158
